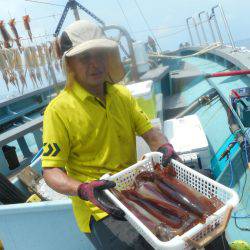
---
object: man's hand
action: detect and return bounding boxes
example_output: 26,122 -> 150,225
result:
142,127 -> 181,166
78,180 -> 125,220
157,143 -> 181,167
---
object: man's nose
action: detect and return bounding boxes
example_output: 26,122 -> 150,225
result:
89,55 -> 102,67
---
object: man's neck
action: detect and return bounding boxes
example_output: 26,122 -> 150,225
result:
78,80 -> 106,102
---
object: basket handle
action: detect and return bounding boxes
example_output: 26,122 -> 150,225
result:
184,205 -> 233,249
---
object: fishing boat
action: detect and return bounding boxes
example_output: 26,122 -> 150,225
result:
0,1 -> 249,249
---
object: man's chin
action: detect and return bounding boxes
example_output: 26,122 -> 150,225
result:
88,76 -> 106,85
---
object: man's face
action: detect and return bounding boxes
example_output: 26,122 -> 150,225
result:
69,49 -> 108,87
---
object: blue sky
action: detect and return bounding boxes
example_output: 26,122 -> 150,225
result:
0,0 -> 249,50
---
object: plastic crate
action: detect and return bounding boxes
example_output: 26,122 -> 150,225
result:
102,152 -> 239,250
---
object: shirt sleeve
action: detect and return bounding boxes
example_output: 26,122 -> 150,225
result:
42,106 -> 70,168
130,94 -> 153,136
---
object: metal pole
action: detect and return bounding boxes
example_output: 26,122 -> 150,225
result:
211,6 -> 223,45
103,25 -> 139,82
70,0 -> 80,21
198,11 -> 208,44
206,12 -> 216,43
192,17 -> 202,46
186,17 -> 194,46
218,4 -> 236,49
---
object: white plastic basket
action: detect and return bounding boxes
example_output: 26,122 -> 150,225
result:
102,152 -> 239,250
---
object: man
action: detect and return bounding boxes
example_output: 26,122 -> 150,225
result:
42,20 -> 175,249
42,20 -> 229,250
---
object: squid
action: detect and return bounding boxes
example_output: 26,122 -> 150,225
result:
49,41 -> 60,72
135,170 -> 216,221
37,45 -> 46,66
13,49 -> 27,92
112,189 -> 199,241
122,189 -> 183,228
23,47 -> 38,87
50,41 -> 61,72
9,19 -> 22,51
37,45 -> 50,82
1,48 -> 21,92
29,68 -> 38,87
36,67 -> 43,85
0,51 -> 9,89
43,66 -> 50,82
1,69 -> 9,90
111,189 -> 180,241
5,70 -> 20,92
23,15 -> 32,42
155,168 -> 217,216
135,181 -> 189,220
0,21 -> 12,48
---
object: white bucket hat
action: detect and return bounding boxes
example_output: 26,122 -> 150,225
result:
60,20 -> 124,83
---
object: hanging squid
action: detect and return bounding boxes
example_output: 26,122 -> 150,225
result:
0,50 -> 9,90
9,19 -> 22,52
29,46 -> 43,85
35,67 -> 43,85
37,44 -> 49,82
37,45 -> 46,66
3,48 -> 20,92
0,48 -> 20,92
49,41 -> 60,72
13,48 -> 27,92
23,47 -> 38,87
43,43 -> 53,83
23,15 -> 32,42
8,70 -> 20,92
54,38 -> 62,59
54,38 -> 63,71
0,21 -> 13,48
43,43 -> 51,64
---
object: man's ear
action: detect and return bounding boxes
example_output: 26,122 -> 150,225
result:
65,56 -> 74,72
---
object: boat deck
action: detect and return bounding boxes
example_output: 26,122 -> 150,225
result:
162,46 -> 250,243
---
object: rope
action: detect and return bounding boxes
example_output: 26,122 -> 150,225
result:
25,0 -> 65,7
148,42 -> 221,59
116,0 -> 134,37
133,25 -> 187,34
14,13 -> 62,23
133,0 -> 162,52
20,33 -> 54,41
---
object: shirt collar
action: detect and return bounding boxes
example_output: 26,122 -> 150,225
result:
71,80 -> 117,102
71,80 -> 93,101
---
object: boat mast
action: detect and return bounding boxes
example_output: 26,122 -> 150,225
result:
54,0 -> 105,37
70,0 -> 80,21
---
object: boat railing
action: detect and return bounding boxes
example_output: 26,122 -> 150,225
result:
0,116 -> 43,176
198,11 -> 209,44
210,6 -> 224,45
186,17 -> 194,46
192,17 -> 202,46
211,4 -> 236,50
185,4 -> 236,49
